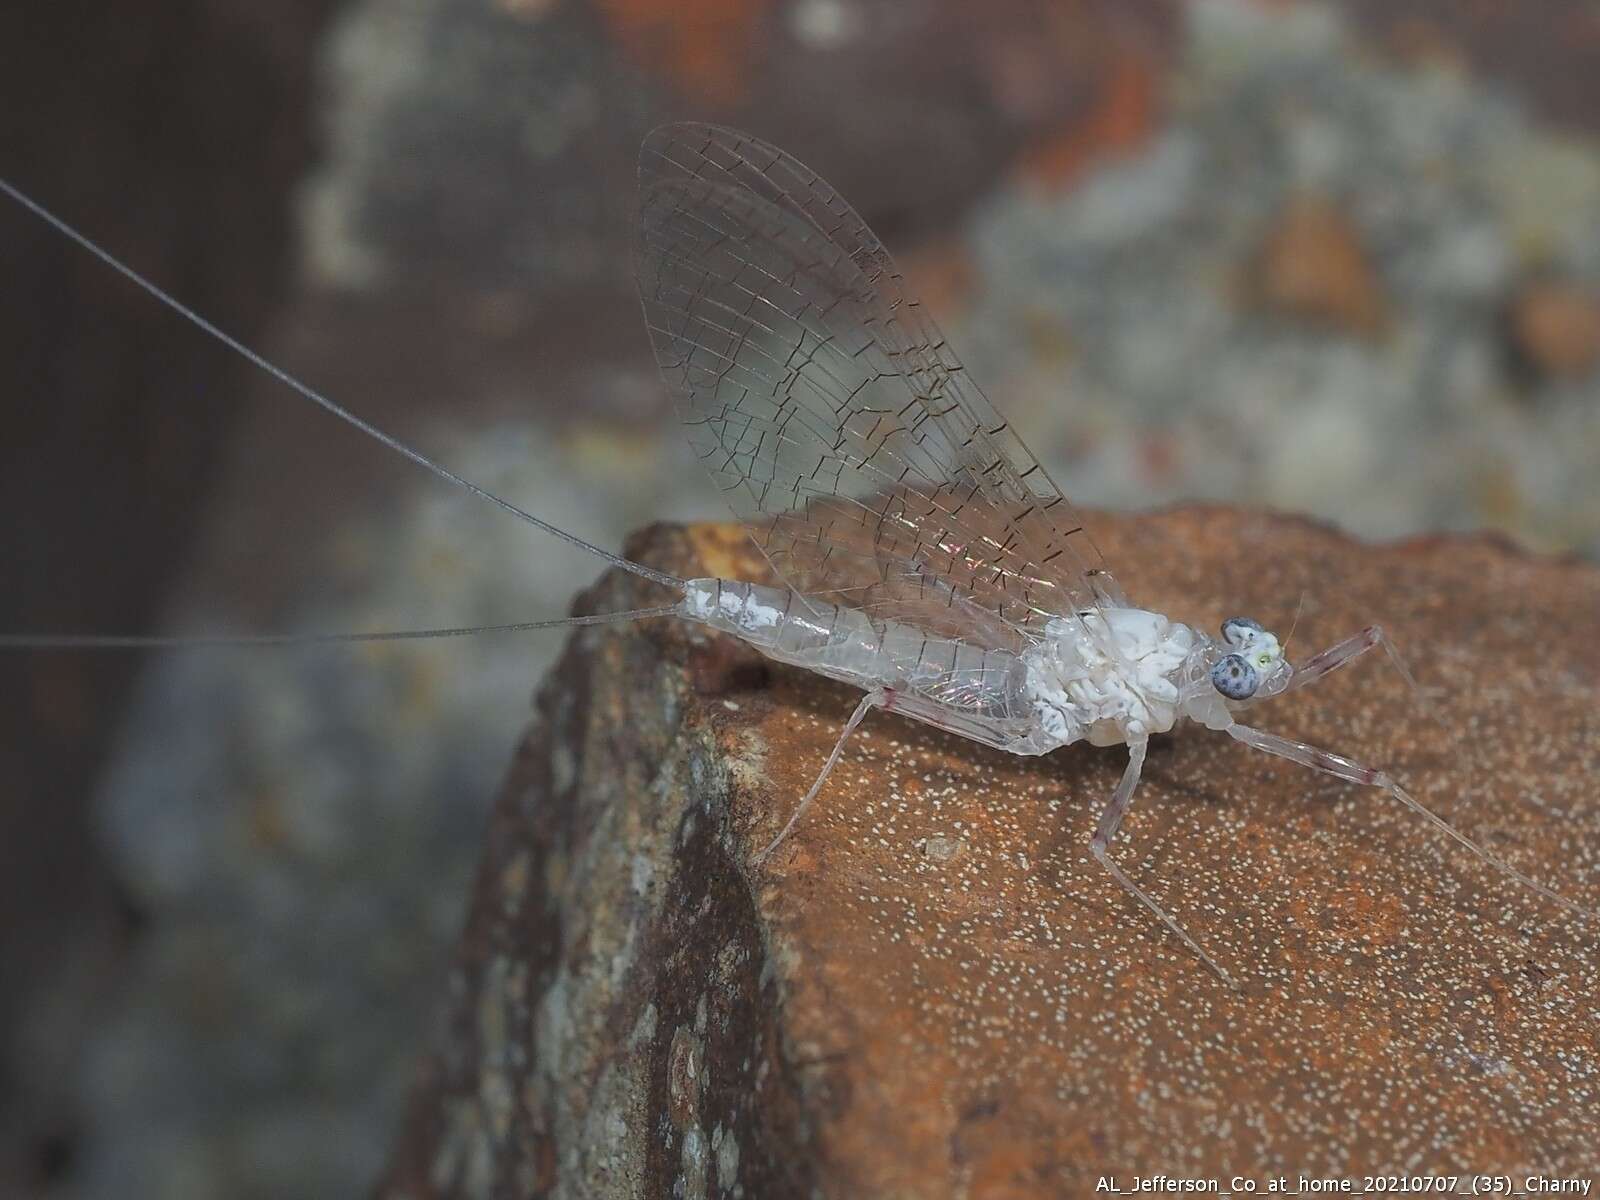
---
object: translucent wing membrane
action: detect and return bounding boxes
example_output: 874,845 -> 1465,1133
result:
637,123 -> 1108,651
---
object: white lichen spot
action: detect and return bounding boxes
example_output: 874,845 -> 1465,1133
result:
477,957 -> 512,1061
536,970 -> 572,1077
631,852 -> 655,895
464,1125 -> 494,1200
922,835 -> 967,863
550,743 -> 576,794
713,1122 -> 741,1190
609,919 -> 640,988
680,1126 -> 708,1200
479,1071 -> 514,1143
716,939 -> 746,990
630,1002 -> 658,1050
669,1025 -> 703,1129
428,1096 -> 477,1193
727,729 -> 768,794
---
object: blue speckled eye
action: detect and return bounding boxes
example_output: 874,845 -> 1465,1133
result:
1211,653 -> 1259,700
1221,617 -> 1264,648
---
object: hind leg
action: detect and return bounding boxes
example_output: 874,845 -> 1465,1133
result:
755,687 -> 890,862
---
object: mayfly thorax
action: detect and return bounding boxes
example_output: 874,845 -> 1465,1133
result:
3,122 -> 1595,988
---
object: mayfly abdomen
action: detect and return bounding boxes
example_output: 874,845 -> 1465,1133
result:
679,578 -> 1025,719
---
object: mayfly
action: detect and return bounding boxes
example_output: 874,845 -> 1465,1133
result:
3,122 -> 1593,987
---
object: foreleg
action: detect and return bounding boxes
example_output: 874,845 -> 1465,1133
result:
1283,624 -> 1432,716
1227,723 -> 1595,922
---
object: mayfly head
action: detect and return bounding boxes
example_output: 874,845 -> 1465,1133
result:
1209,616 -> 1293,702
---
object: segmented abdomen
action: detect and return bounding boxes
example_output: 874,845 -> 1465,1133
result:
679,578 -> 1025,719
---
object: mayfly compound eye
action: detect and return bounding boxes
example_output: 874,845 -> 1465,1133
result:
1220,617 -> 1264,648
1211,653 -> 1259,700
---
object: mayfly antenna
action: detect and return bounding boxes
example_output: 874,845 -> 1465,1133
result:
1281,590 -> 1306,656
0,176 -> 682,593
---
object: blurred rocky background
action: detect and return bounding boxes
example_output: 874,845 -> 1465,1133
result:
1,0 -> 1597,1195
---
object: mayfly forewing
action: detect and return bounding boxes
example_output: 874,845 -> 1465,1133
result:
636,122 -> 1112,654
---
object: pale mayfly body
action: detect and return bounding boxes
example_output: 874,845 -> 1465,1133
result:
3,122 -> 1594,987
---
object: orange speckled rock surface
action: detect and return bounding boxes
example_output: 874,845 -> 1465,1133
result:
381,512 -> 1600,1197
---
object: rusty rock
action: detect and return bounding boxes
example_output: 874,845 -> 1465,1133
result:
1256,193 -> 1388,338
381,512 -> 1600,1196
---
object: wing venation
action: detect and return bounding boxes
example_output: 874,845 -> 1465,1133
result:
637,122 -> 1109,650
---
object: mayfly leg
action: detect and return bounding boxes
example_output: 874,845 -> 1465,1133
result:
1282,624 -> 1435,717
755,686 -> 893,863
1226,722 -> 1599,923
1089,736 -> 1239,988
